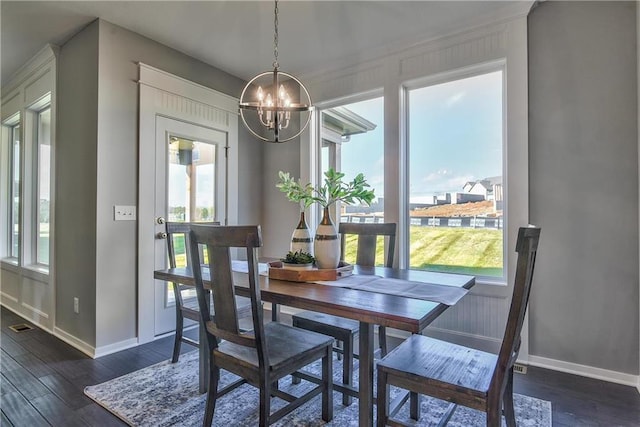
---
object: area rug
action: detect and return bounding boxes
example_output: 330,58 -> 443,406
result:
85,351 -> 551,426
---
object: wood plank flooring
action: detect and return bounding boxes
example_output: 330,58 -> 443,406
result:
1,306 -> 639,426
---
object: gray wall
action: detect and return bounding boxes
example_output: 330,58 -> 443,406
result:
56,20 -> 99,344
529,1 -> 638,374
56,19 -> 259,348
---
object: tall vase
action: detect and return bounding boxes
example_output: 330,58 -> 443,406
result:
290,211 -> 313,255
314,207 -> 341,269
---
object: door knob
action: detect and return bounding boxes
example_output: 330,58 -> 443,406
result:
157,232 -> 168,239
156,217 -> 166,224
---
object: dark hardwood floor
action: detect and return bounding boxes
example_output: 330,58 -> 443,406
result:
1,306 -> 639,426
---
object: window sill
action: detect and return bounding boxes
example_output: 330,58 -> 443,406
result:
0,258 -> 19,273
23,265 -> 49,282
469,279 -> 511,298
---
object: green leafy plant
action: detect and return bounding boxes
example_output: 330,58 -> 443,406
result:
276,168 -> 376,209
276,171 -> 315,210
281,250 -> 315,264
313,168 -> 376,208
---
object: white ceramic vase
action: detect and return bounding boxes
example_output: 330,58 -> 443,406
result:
314,207 -> 341,269
290,211 -> 314,255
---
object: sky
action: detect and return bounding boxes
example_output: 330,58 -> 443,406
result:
335,70 -> 503,204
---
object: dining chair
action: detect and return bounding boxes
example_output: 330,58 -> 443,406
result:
292,222 -> 396,406
188,224 -> 334,426
376,225 -> 541,427
165,221 -> 252,363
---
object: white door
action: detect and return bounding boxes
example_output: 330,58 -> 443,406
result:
153,116 -> 228,336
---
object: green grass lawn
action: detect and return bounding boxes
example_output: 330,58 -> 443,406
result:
344,227 -> 503,277
170,226 -> 503,278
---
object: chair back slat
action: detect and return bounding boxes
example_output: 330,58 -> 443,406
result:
188,225 -> 266,362
493,226 -> 541,386
338,222 -> 396,268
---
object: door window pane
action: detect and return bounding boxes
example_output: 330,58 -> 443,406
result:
166,136 -> 218,301
37,108 -> 51,265
10,124 -> 21,259
167,136 -> 217,224
408,71 -> 504,278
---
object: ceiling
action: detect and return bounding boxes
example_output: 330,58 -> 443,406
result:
1,1 -> 533,87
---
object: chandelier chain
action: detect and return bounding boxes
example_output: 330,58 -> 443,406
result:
273,0 -> 279,69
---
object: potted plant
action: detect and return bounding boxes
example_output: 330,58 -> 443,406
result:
281,250 -> 315,270
277,168 -> 375,268
276,171 -> 315,254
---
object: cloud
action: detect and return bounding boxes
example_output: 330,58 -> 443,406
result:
418,170 -> 475,193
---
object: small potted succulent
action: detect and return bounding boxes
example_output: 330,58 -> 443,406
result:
281,250 -> 315,270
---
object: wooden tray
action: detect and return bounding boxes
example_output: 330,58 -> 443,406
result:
268,261 -> 353,282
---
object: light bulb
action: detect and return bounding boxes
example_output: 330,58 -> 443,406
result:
257,86 -> 264,102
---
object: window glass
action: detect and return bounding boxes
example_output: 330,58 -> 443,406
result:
319,97 -> 385,265
166,136 -> 218,302
10,124 -> 21,259
37,108 -> 51,265
408,71 -> 504,278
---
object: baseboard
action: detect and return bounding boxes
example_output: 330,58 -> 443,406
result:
53,326 -> 96,358
528,355 -> 639,388
94,337 -> 139,358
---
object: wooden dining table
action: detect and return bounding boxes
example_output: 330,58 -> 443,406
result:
154,264 -> 475,427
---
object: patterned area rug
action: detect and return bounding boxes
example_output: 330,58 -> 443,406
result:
85,351 -> 551,426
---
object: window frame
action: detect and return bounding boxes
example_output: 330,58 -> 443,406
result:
32,103 -> 52,268
2,114 -> 21,264
312,89 -> 385,222
402,61 -> 507,283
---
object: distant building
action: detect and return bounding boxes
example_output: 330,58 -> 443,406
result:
463,176 -> 502,200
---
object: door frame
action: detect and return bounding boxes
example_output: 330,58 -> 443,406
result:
137,64 -> 238,344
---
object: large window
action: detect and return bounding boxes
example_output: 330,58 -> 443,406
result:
36,108 -> 51,265
407,70 -> 504,278
10,123 -> 21,259
319,96 -> 385,265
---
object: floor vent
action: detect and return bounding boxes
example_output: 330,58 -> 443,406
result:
8,323 -> 34,333
513,363 -> 528,374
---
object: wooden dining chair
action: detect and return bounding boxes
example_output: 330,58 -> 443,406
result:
188,224 -> 334,426
376,226 -> 541,427
292,222 -> 396,406
165,221 -> 252,363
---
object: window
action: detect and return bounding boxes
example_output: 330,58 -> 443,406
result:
407,70 -> 504,279
36,108 -> 51,265
318,96 -> 385,265
9,123 -> 21,260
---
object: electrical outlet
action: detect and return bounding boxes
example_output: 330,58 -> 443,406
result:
74,297 -> 79,314
114,205 -> 137,221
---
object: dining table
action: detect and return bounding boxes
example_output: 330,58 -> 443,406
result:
154,263 -> 475,427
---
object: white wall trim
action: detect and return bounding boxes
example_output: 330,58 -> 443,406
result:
138,63 -> 238,115
1,292 -> 18,303
21,302 -> 49,319
2,44 -> 58,95
94,337 -> 139,359
529,355 -> 639,389
53,326 -> 96,358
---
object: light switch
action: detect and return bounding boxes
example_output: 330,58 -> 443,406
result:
114,205 -> 137,221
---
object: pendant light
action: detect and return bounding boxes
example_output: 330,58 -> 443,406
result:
239,0 -> 313,143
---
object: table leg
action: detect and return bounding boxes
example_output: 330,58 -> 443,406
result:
359,322 -> 374,427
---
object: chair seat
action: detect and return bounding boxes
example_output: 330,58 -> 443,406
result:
182,296 -> 252,320
377,334 -> 497,396
292,311 -> 359,337
215,322 -> 333,374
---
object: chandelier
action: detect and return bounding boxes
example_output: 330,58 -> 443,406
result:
239,0 -> 313,143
